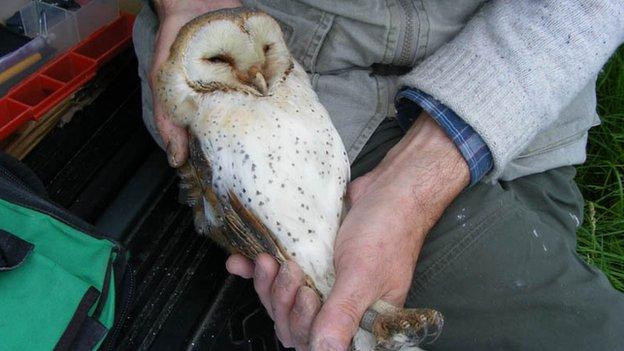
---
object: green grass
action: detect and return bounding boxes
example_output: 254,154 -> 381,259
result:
576,45 -> 624,292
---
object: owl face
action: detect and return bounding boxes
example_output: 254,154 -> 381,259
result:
161,9 -> 293,99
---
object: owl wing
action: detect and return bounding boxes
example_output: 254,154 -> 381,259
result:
179,134 -> 290,263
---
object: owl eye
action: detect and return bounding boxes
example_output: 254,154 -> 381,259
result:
203,54 -> 234,65
263,43 -> 273,54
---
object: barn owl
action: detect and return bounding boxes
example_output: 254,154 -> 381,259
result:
156,8 -> 443,351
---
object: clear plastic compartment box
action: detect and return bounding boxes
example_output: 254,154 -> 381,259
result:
1,0 -> 119,96
0,1 -> 133,140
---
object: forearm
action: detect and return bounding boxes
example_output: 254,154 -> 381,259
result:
390,113 -> 469,232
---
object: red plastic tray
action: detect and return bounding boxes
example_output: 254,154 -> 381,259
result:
0,13 -> 134,140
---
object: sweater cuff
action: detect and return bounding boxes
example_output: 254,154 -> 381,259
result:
399,43 -> 537,181
395,88 -> 493,185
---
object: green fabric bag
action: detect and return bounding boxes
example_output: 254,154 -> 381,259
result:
0,153 -> 130,350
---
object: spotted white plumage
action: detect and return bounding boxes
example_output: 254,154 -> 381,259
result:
199,61 -> 349,296
156,8 -> 442,351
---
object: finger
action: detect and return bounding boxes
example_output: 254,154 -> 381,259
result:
270,261 -> 304,348
253,253 -> 279,319
310,268 -> 379,351
225,254 -> 254,279
290,286 -> 321,350
155,108 -> 188,167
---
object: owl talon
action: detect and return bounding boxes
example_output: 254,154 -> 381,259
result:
367,307 -> 444,351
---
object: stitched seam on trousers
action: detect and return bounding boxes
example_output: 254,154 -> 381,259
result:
346,75 -> 387,161
381,0 -> 399,65
409,200 -> 515,296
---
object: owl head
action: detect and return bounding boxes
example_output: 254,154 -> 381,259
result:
157,8 -> 293,124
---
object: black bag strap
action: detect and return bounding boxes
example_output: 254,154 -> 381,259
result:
54,287 -> 101,351
93,256 -> 113,318
0,229 -> 34,271
70,316 -> 108,351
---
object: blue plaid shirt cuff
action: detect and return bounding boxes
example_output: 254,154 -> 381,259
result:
395,88 -> 493,185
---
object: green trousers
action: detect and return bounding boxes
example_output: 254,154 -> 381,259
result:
352,119 -> 624,350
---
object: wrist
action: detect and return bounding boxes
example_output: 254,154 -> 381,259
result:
402,112 -> 470,197
367,113 -> 469,231
412,116 -> 468,226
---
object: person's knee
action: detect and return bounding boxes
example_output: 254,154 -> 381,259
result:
406,171 -> 624,350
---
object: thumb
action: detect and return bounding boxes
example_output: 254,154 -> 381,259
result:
154,102 -> 188,167
309,270 -> 379,351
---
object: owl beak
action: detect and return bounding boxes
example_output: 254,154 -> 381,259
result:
251,71 -> 268,96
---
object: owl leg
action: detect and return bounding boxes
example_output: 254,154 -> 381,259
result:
360,300 -> 444,351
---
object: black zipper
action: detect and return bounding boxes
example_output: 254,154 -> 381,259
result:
0,166 -> 30,192
102,265 -> 135,351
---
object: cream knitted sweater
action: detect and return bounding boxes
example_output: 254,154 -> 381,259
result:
401,1 -> 624,180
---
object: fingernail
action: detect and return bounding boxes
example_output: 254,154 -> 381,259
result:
254,261 -> 266,281
275,264 -> 291,290
166,141 -> 178,167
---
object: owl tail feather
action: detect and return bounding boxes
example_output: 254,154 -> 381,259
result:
360,300 -> 444,351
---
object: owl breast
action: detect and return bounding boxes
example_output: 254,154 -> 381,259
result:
190,64 -> 350,296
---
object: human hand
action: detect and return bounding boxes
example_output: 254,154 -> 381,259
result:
307,113 -> 469,350
149,0 -> 241,167
227,113 -> 469,350
227,253 -> 321,350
